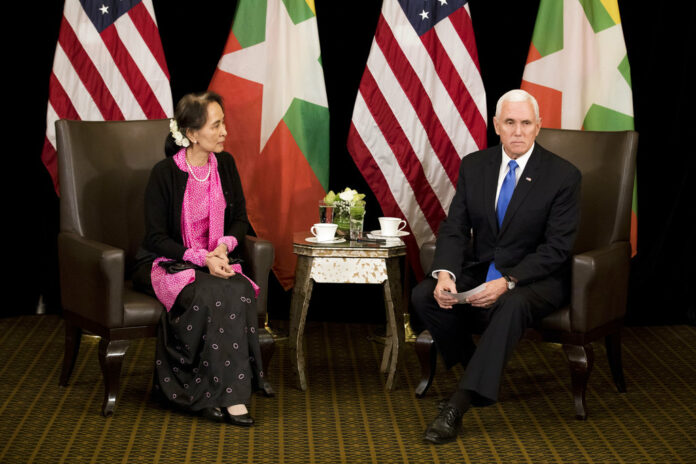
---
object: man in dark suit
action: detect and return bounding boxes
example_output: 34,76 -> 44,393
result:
412,89 -> 581,444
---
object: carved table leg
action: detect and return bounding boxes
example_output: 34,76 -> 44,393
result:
380,314 -> 394,374
383,257 -> 403,391
98,338 -> 130,417
289,255 -> 314,391
563,343 -> 595,420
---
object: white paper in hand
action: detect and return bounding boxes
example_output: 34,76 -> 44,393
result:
441,283 -> 487,304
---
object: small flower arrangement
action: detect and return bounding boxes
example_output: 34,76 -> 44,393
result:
323,188 -> 366,233
170,119 -> 190,147
323,187 -> 365,206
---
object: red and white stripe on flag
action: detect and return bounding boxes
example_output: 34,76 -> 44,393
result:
42,0 -> 173,193
347,0 -> 486,275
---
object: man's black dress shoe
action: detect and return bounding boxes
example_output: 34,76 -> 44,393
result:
424,406 -> 463,444
225,411 -> 255,427
199,407 -> 226,423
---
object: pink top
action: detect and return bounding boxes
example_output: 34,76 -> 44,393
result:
150,149 -> 259,311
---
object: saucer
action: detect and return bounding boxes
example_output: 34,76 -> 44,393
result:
370,230 -> 409,238
306,237 -> 345,244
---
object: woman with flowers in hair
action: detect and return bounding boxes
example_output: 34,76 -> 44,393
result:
132,91 -> 272,426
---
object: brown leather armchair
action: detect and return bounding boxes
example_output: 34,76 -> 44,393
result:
414,128 -> 638,419
56,119 -> 275,416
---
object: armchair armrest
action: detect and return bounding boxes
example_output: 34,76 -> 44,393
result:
419,240 -> 437,275
570,241 -> 631,332
241,235 -> 274,318
58,231 -> 125,328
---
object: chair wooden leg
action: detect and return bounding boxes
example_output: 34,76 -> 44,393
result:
98,338 -> 130,417
258,329 -> 275,397
259,329 -> 275,374
563,343 -> 594,420
59,320 -> 82,386
605,331 -> 627,393
414,330 -> 437,398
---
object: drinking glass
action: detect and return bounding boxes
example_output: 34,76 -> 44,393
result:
319,201 -> 334,224
349,201 -> 366,241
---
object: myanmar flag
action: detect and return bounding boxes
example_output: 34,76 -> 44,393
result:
521,0 -> 637,255
209,0 -> 329,289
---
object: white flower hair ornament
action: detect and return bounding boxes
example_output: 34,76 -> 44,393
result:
169,119 -> 190,147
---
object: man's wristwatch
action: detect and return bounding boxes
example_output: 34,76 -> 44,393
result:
503,275 -> 516,290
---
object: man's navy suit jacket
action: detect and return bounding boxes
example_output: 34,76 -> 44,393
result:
431,143 -> 582,309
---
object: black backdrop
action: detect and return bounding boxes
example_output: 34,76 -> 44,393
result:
10,0 -> 695,325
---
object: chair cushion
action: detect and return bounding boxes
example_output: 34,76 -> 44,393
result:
122,281 -> 163,327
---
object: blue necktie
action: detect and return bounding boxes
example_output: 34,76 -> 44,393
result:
486,160 -> 518,282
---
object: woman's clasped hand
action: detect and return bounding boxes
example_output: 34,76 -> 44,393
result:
206,243 -> 236,279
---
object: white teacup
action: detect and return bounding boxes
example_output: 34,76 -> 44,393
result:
378,217 -> 407,236
310,223 -> 338,242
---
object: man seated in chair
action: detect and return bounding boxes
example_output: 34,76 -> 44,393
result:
412,89 -> 581,444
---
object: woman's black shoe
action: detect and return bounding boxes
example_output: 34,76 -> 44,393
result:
199,407 -> 226,423
225,411 -> 254,427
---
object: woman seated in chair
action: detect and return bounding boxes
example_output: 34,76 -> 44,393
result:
133,91 -> 271,426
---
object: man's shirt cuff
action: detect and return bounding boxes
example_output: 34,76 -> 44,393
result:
432,269 -> 456,282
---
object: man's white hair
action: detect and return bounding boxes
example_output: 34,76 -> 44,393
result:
495,89 -> 540,121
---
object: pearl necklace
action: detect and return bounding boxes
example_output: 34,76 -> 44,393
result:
185,154 -> 211,182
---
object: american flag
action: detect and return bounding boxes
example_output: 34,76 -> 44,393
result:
42,0 -> 172,192
347,0 -> 486,274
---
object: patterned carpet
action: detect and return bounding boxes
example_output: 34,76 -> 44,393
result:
1,315 -> 695,463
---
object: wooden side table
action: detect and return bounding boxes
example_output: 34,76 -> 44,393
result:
289,232 -> 407,391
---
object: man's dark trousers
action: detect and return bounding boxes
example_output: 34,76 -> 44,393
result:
412,278 -> 555,402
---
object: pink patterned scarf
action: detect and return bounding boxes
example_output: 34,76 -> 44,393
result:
151,149 -> 258,311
